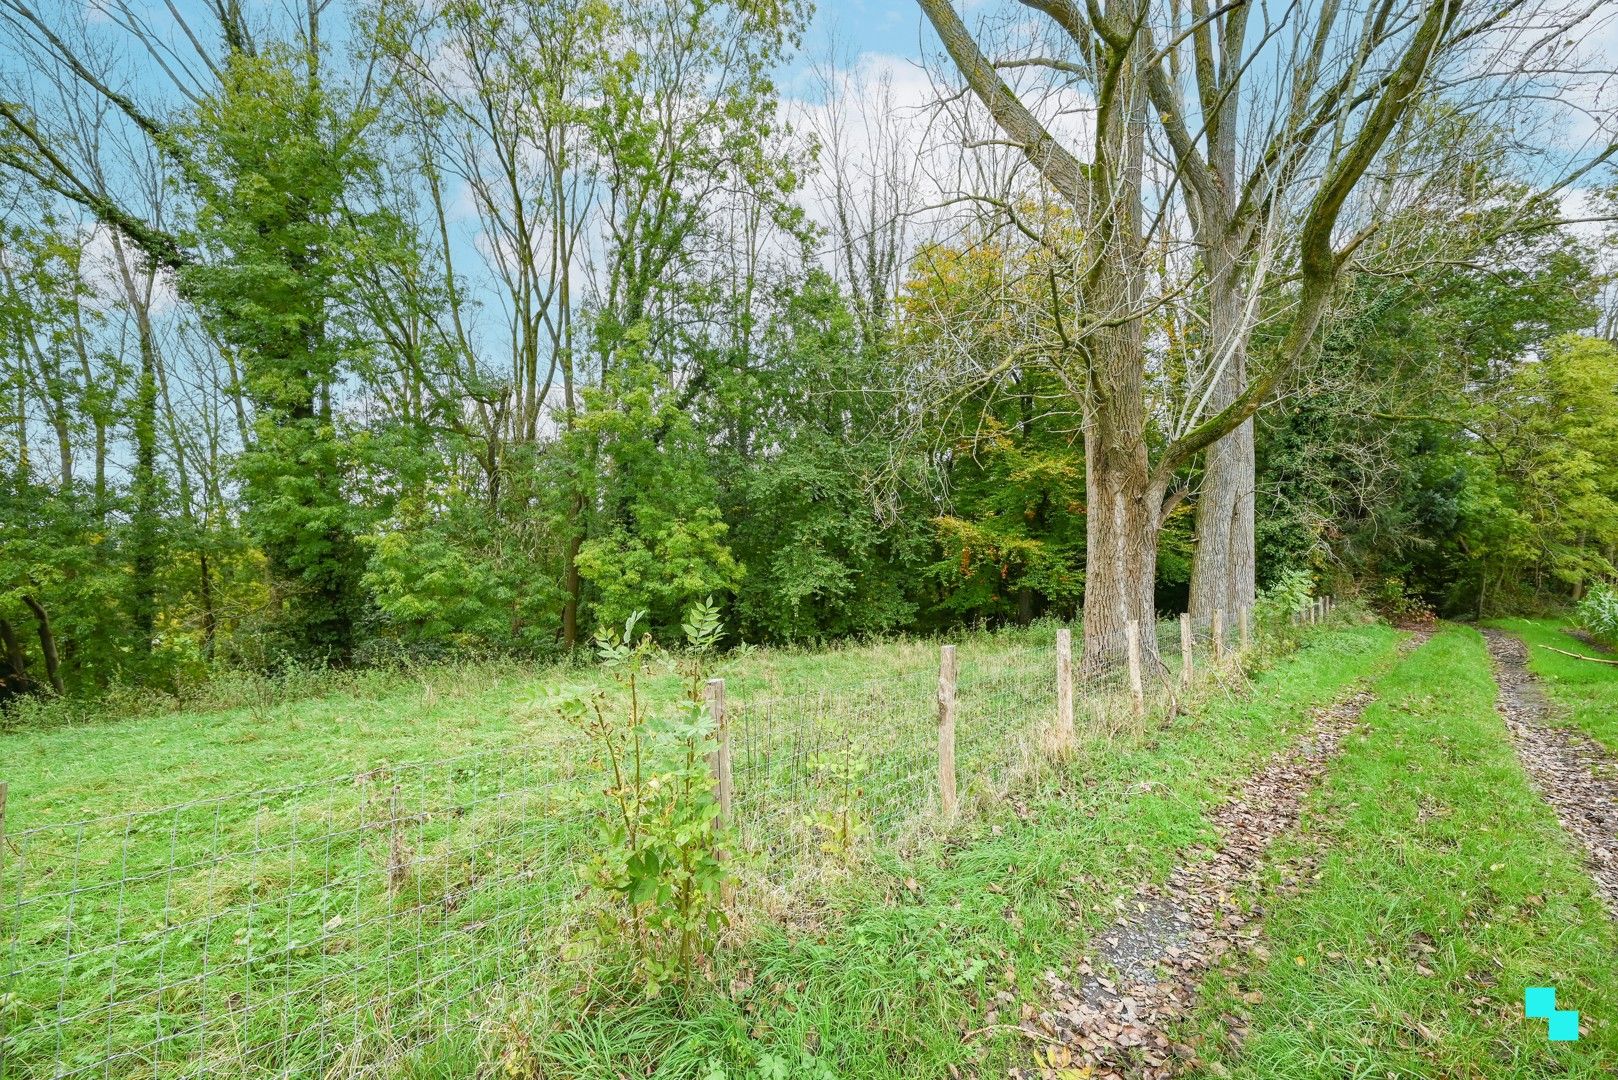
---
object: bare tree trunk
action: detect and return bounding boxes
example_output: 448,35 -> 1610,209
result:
21,595 -> 63,694
1190,245 -> 1256,620
0,616 -> 30,698
199,549 -> 217,661
563,491 -> 583,649
1082,404 -> 1164,666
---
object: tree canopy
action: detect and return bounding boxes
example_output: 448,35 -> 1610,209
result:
0,0 -> 1614,697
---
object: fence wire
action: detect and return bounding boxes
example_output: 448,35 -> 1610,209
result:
0,602 -> 1328,1078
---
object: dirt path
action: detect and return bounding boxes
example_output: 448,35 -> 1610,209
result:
1007,685 -> 1386,1079
1481,628 -> 1618,919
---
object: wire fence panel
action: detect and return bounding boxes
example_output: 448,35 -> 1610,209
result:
2,748 -> 596,1079
1,605 -> 1309,1078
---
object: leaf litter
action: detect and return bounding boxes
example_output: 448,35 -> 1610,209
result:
1482,628 -> 1618,919
1005,688 -> 1383,1079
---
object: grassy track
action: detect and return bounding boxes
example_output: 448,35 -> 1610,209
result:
1186,625 -> 1618,1078
1488,617 -> 1618,753
444,624 -> 1406,1079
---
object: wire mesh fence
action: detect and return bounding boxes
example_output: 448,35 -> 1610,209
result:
0,601 -> 1332,1078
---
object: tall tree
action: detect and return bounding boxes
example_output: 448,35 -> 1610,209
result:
911,0 -> 1600,659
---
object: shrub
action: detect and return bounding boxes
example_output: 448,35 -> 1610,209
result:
554,600 -> 732,994
1575,582 -> 1618,645
1371,575 -> 1436,624
1255,568 -> 1315,632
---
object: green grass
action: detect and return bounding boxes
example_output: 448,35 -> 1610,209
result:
0,620 -> 1395,1078
1186,625 -> 1618,1078
0,623 -> 1059,826
462,623 -> 1407,1079
0,623 -> 1061,1078
1488,616 -> 1618,752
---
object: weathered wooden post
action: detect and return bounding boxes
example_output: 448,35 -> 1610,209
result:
1212,609 -> 1225,665
1125,620 -> 1145,718
1179,613 -> 1194,689
705,678 -> 731,834
1056,629 -> 1074,747
938,645 -> 958,818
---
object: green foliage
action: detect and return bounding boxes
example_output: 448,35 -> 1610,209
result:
5,0 -> 1616,699
724,271 -> 926,642
899,230 -> 1089,626
1367,575 -> 1436,623
556,601 -> 732,993
1575,583 -> 1618,646
178,46 -> 388,661
576,509 -> 743,640
360,485 -> 565,657
1258,208 -> 1608,615
802,741 -> 870,860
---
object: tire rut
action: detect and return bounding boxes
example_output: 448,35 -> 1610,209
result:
1005,639 -> 1423,1080
1481,628 -> 1618,920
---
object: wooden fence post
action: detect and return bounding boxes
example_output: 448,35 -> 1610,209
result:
1125,620 -> 1145,717
705,678 -> 731,834
1239,605 -> 1250,652
1180,613 -> 1193,689
938,645 -> 958,818
1212,609 -> 1225,665
1056,629 -> 1074,747
386,784 -> 407,896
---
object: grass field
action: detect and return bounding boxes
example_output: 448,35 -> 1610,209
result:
0,622 -> 1077,1078
6,617 -> 1615,1078
1488,617 -> 1618,752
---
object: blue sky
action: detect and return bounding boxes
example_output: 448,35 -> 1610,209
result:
793,0 -> 930,86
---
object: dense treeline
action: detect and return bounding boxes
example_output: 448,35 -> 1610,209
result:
0,0 -> 1615,698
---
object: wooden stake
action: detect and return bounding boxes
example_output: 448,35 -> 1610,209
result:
1212,609 -> 1225,665
1179,613 -> 1193,689
1056,629 -> 1074,746
1239,606 -> 1250,652
1125,620 -> 1145,717
705,678 -> 731,832
386,784 -> 407,896
938,645 -> 958,818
